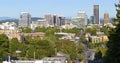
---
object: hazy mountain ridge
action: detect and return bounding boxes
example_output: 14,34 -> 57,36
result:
0,17 -> 17,21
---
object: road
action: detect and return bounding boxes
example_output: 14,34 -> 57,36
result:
80,42 -> 95,63
79,30 -> 95,63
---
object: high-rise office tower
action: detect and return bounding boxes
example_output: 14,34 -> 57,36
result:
104,13 -> 109,25
53,15 -> 58,26
90,16 -> 95,24
58,16 -> 65,26
94,5 -> 99,24
19,12 -> 31,27
44,14 -> 65,27
54,15 -> 65,26
44,14 -> 53,25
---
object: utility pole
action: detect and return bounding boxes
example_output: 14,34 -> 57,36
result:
55,46 -> 57,55
8,53 -> 11,62
62,41 -> 63,52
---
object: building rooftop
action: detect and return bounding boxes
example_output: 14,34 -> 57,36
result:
78,11 -> 86,13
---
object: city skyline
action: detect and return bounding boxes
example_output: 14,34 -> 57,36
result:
0,0 -> 118,18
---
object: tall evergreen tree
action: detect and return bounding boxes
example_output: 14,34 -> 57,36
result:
104,1 -> 120,63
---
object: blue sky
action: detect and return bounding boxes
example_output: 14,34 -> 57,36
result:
0,0 -> 118,18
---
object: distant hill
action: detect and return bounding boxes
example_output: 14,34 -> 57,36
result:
0,17 -> 17,21
0,19 -> 19,25
31,17 -> 44,21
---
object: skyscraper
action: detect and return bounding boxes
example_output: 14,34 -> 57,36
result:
94,5 -> 99,24
104,13 -> 109,25
19,12 -> 31,27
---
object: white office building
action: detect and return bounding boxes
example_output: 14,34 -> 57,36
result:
72,11 -> 87,28
19,12 -> 31,27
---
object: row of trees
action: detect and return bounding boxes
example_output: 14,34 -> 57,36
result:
21,27 -> 83,36
0,34 -> 85,62
85,26 -> 110,36
10,37 -> 55,60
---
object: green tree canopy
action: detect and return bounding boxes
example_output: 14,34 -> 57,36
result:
56,40 -> 84,60
0,34 -> 9,61
22,27 -> 32,33
26,37 -> 55,59
86,27 -> 98,35
62,27 -> 82,36
10,38 -> 20,56
34,26 -> 46,32
101,26 -> 109,36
